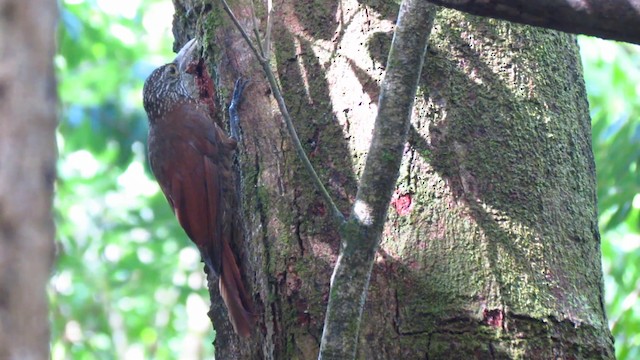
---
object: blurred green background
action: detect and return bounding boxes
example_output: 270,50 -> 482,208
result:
50,0 -> 640,359
580,37 -> 640,360
52,0 -> 214,358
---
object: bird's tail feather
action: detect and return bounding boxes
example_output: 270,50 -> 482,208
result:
219,241 -> 254,337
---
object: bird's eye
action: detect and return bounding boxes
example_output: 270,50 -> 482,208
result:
166,64 -> 178,76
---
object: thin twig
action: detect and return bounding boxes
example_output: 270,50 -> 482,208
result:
253,27 -> 266,57
265,0 -> 273,58
249,0 -> 265,58
220,0 -> 346,225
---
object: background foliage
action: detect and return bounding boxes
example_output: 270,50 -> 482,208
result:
579,37 -> 640,360
52,0 -> 214,359
51,1 -> 639,358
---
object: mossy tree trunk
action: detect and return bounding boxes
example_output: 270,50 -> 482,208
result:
171,1 -> 614,358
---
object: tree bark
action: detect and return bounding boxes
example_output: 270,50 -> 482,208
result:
0,0 -> 58,359
171,1 -> 614,358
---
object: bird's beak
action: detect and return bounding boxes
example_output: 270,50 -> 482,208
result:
175,38 -> 198,73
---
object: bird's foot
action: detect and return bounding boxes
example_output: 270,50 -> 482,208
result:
229,78 -> 249,140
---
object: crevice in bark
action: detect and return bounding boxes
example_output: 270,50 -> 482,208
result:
393,288 -> 401,335
488,342 -> 496,360
292,188 -> 305,256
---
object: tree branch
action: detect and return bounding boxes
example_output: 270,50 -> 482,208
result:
428,0 -> 640,45
317,1 -> 437,359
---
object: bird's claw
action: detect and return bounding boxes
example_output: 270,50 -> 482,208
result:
229,78 -> 249,141
231,78 -> 249,107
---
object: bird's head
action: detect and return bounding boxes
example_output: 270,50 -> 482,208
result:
143,39 -> 199,121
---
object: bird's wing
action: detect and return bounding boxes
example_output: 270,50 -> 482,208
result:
151,104 -> 227,275
150,103 -> 253,336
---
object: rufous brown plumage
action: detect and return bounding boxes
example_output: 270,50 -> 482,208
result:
142,39 -> 253,337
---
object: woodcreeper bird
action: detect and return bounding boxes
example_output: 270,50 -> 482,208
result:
142,39 -> 253,337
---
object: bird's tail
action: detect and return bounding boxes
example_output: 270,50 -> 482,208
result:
219,240 -> 254,337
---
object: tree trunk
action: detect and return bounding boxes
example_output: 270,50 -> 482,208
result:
0,0 -> 58,359
171,1 -> 614,358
